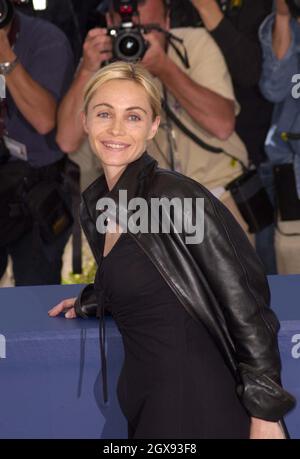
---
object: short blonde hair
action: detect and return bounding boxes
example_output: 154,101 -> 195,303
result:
83,61 -> 161,120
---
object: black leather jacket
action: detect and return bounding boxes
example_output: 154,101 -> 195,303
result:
78,152 -> 295,422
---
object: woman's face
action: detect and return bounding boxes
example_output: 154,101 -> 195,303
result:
83,79 -> 160,171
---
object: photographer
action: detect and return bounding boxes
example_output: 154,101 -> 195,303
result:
56,0 -> 251,232
259,0 -> 300,274
190,0 -> 276,274
0,0 -> 74,285
191,0 -> 273,165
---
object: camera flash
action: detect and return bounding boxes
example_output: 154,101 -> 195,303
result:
32,0 -> 47,10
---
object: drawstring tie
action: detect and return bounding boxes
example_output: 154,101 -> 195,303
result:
97,288 -> 108,404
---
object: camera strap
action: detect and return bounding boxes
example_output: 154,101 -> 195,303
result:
162,86 -> 176,170
146,24 -> 190,69
162,99 -> 247,170
64,158 -> 82,274
162,29 -> 245,168
165,32 -> 190,69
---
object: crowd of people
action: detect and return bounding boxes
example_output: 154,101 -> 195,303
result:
1,0 -> 300,284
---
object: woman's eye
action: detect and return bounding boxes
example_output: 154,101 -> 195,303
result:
97,112 -> 110,118
128,114 -> 141,122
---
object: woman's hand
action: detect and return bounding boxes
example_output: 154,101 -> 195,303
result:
48,298 -> 77,319
250,418 -> 286,439
81,28 -> 113,74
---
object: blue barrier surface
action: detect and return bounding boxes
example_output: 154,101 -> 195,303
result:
0,275 -> 299,439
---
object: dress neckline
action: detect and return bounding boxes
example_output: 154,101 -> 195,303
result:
102,231 -> 126,260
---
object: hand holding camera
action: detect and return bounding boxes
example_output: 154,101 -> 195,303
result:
106,0 -> 149,62
138,31 -> 168,77
104,0 -> 174,76
81,27 -> 113,73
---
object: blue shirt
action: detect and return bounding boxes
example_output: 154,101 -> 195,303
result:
259,12 -> 300,197
5,12 -> 74,167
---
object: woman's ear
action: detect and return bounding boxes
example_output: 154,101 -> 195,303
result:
148,116 -> 161,140
81,111 -> 89,134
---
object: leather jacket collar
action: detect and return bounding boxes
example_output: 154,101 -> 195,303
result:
80,151 -> 157,264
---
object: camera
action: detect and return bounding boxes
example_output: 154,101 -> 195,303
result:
0,0 -> 14,28
286,0 -> 300,18
107,0 -> 149,62
0,0 -> 47,29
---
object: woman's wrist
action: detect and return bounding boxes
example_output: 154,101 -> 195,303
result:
250,417 -> 286,439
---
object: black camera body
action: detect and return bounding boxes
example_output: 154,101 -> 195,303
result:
286,0 -> 300,18
107,0 -> 149,62
0,0 -> 47,29
0,0 -> 14,29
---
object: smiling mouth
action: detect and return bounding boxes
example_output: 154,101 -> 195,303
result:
101,141 -> 130,150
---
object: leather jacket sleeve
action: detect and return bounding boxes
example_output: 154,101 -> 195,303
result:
74,283 -> 98,318
185,184 -> 296,421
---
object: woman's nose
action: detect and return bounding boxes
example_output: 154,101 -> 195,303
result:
108,117 -> 125,136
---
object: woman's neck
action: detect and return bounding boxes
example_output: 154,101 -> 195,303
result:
103,165 -> 127,191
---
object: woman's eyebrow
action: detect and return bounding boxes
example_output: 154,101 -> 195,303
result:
92,103 -> 147,114
92,103 -> 113,110
126,106 -> 148,114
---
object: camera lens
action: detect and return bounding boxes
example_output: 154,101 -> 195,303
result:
119,35 -> 140,57
0,0 -> 14,29
113,30 -> 147,62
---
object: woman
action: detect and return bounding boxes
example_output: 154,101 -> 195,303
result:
49,61 -> 295,439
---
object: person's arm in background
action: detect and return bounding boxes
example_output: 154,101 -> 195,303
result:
141,32 -> 235,141
0,29 -> 56,135
272,0 -> 292,59
191,0 -> 272,88
259,0 -> 298,103
56,27 -> 113,153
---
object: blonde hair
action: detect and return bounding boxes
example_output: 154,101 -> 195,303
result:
83,61 -> 161,120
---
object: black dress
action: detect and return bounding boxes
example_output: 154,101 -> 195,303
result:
95,231 -> 250,439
